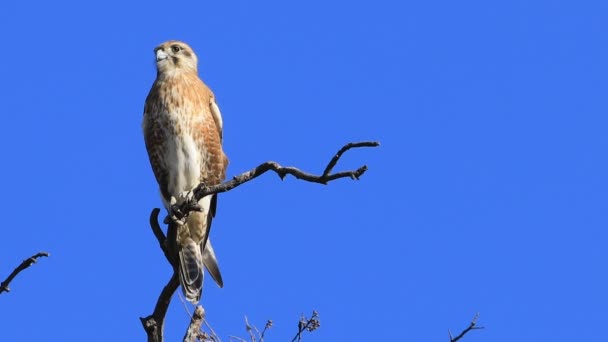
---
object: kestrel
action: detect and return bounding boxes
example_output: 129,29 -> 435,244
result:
143,40 -> 228,303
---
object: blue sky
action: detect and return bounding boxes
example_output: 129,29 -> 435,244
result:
1,0 -> 607,341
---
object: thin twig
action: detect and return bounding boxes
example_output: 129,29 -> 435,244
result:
259,320 -> 273,341
230,317 -> 272,342
0,252 -> 49,294
204,319 -> 221,342
449,313 -> 484,342
252,325 -> 261,342
291,311 -> 320,342
229,336 -> 248,342
322,141 -> 378,177
244,316 -> 256,342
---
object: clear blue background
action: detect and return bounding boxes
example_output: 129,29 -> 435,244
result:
1,1 -> 606,341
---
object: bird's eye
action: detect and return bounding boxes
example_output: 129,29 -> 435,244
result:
171,45 -> 181,53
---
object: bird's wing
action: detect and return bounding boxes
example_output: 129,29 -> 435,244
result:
143,102 -> 171,202
210,96 -> 223,142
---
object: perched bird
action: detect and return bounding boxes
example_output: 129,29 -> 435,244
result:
143,40 -> 228,303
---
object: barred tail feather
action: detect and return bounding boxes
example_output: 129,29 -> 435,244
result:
178,237 -> 204,304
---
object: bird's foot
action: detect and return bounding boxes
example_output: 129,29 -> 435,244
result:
165,191 -> 203,225
180,189 -> 203,213
166,195 -> 187,225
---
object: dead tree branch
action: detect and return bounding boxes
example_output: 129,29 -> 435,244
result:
0,251 -> 49,295
230,317 -> 273,342
259,320 -> 273,341
171,141 -> 380,222
140,273 -> 180,342
183,306 -> 206,342
141,141 -> 378,341
291,310 -> 320,342
449,313 -> 484,342
140,209 -> 180,342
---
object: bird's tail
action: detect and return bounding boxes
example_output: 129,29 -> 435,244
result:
178,237 -> 204,304
203,239 -> 223,288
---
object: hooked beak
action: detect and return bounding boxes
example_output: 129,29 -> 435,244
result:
156,49 -> 169,62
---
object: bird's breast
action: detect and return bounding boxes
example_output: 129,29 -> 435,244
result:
163,117 -> 205,197
144,75 -> 219,205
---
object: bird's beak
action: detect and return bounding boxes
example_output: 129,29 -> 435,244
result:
156,49 -> 169,62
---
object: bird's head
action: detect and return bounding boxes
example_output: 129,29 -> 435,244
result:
154,40 -> 198,76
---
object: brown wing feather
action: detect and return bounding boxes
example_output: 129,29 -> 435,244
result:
190,80 -> 228,288
210,96 -> 224,142
187,78 -> 228,186
189,79 -> 228,235
143,86 -> 171,202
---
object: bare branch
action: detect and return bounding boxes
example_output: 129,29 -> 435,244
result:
0,251 -> 49,295
259,320 -> 273,342
244,316 -> 256,342
172,141 -> 380,221
140,273 -> 180,342
229,336 -> 248,342
322,141 -> 378,177
141,212 -> 184,342
183,306 -> 206,342
450,313 -> 484,342
229,317 -> 272,342
203,319 -> 221,342
149,209 -> 178,266
291,311 -> 320,342
149,208 -> 169,258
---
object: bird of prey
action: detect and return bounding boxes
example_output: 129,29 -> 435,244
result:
143,40 -> 228,304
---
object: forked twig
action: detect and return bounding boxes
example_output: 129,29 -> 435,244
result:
172,141 -> 379,221
449,313 -> 484,342
291,311 -> 320,342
